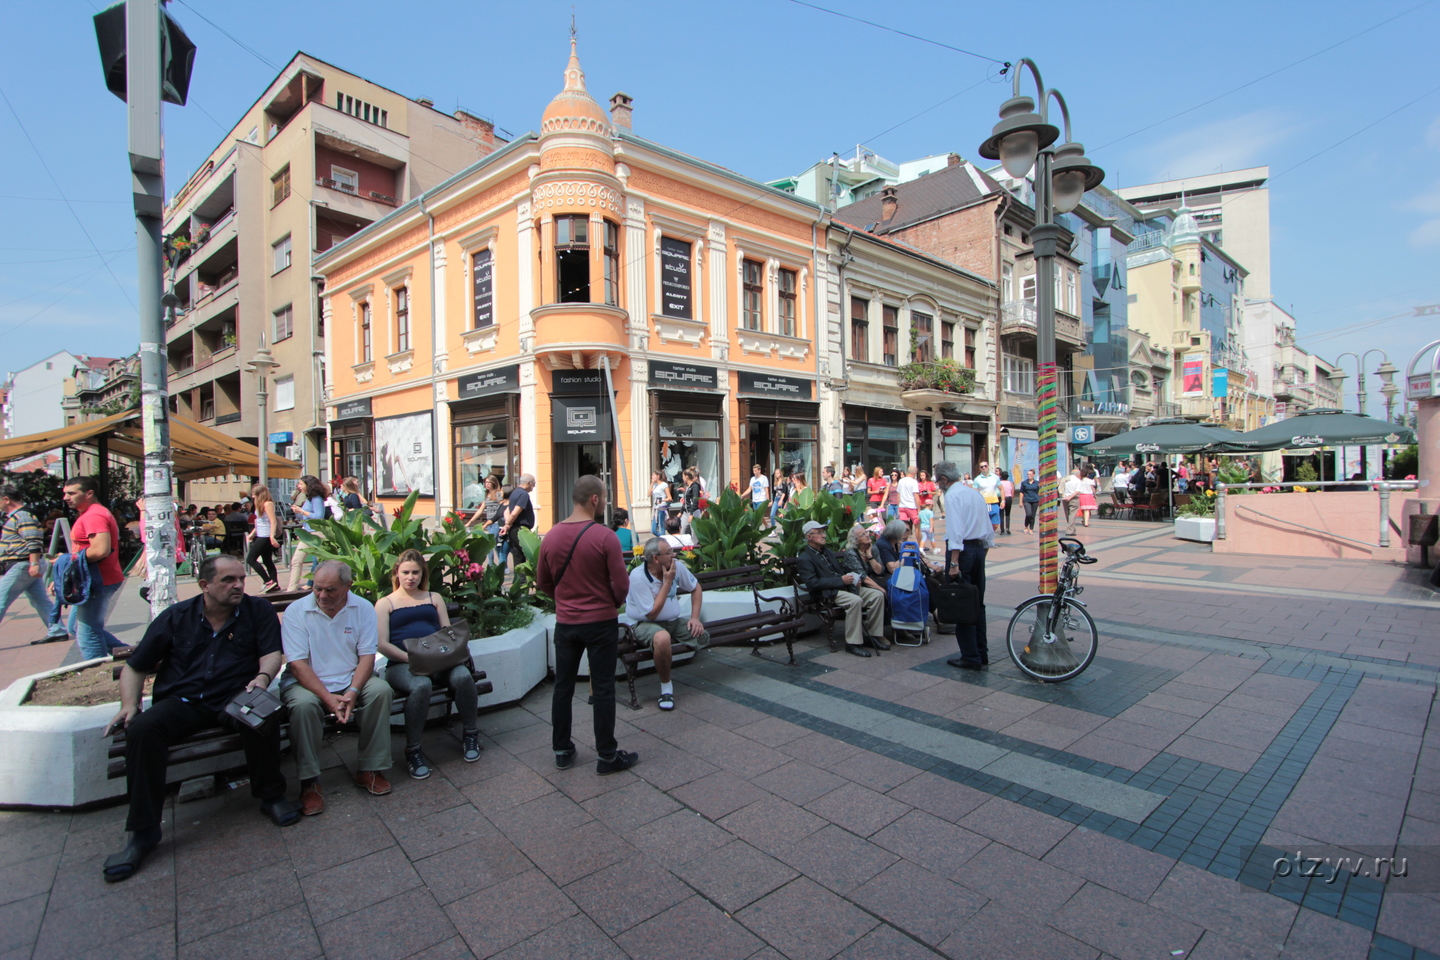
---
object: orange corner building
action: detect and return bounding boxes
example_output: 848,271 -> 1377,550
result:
316,42 -> 827,532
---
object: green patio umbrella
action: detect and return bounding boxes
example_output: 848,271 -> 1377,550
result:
1077,419 -> 1251,456
1224,408 -> 1416,451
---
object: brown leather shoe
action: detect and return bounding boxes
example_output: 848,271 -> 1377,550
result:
300,782 -> 324,816
354,771 -> 392,796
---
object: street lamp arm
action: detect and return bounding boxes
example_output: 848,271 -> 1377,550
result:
1007,57 -> 1046,102
1044,88 -> 1074,145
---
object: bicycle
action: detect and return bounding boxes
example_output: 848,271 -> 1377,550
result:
1005,537 -> 1099,682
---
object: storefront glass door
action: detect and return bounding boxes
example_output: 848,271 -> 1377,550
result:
556,442 -> 611,523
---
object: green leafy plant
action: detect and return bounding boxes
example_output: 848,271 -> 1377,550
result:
1175,493 -> 1215,518
688,488 -> 770,575
768,487 -> 871,582
296,491 -> 538,637
1217,460 -> 1254,491
897,358 -> 977,394
1295,460 -> 1318,483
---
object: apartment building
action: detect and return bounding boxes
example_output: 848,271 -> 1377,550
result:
161,53 -> 502,497
317,42 -> 828,534
1119,167 -> 1272,300
4,351 -> 97,439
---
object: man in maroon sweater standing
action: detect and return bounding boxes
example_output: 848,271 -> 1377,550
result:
537,475 -> 638,775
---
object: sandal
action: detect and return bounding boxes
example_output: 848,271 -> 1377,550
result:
657,693 -> 674,711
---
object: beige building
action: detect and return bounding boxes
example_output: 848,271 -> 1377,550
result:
1119,167 -> 1271,300
161,53 -> 502,498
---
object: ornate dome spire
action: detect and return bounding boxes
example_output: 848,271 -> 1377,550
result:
541,38 -> 612,137
1169,204 -> 1201,247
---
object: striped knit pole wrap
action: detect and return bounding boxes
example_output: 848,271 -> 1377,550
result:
1036,361 -> 1060,593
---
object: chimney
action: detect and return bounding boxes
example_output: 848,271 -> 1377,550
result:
880,186 -> 898,222
416,97 -> 434,108
947,153 -> 962,166
609,92 -> 633,130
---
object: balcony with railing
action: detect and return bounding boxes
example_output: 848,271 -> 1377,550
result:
1000,300 -> 1085,347
314,178 -> 399,207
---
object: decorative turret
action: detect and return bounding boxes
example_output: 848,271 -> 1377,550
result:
538,39 -> 616,174
1168,204 -> 1201,247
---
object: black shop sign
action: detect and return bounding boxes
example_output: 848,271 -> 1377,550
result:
334,397 -> 372,421
737,370 -> 813,401
457,364 -> 519,400
660,237 -> 692,319
649,361 -> 718,391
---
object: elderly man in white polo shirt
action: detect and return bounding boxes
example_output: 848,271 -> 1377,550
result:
622,538 -> 709,711
281,560 -> 394,816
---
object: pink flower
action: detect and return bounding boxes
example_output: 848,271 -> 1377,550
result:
455,549 -> 470,565
467,563 -> 483,579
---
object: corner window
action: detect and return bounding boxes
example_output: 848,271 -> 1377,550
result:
271,166 -> 290,207
272,304 -> 293,343
1020,274 -> 1036,304
274,375 -> 295,411
555,216 -> 590,303
603,220 -> 619,306
360,302 -> 372,362
778,268 -> 797,337
472,248 -> 494,328
742,259 -> 763,331
882,305 -> 898,367
330,166 -> 358,194
394,286 -> 410,353
272,235 -> 292,274
850,297 -> 869,362
1003,355 -> 1035,395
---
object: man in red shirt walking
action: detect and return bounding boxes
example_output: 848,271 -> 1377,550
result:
63,476 -> 129,660
536,475 -> 637,775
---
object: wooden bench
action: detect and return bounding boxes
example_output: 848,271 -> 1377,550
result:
106,671 -> 492,781
615,564 -> 804,710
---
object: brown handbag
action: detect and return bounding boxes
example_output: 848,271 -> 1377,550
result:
405,621 -> 473,677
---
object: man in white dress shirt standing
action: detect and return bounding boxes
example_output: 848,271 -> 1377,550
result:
935,461 -> 993,671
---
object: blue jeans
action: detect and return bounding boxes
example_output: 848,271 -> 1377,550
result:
486,522 -> 509,566
74,568 -> 124,660
651,506 -> 666,537
0,561 -> 67,638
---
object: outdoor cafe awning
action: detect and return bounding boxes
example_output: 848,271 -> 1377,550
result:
0,407 -> 301,482
1075,419 -> 1253,456
1225,408 -> 1417,452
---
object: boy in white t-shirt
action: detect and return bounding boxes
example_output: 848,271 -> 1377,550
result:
748,464 -> 769,508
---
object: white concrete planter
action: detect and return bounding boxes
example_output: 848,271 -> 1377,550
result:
1174,516 -> 1217,543
0,659 -> 251,809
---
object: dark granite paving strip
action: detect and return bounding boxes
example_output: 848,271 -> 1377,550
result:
910,654 -> 1184,718
690,646 -> 1435,956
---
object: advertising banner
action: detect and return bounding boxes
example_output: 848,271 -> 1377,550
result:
660,237 -> 692,319
1212,368 -> 1229,399
375,411 -> 435,497
1182,354 -> 1205,396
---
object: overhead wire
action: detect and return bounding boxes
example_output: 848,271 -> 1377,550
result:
0,82 -> 137,315
783,0 -> 1007,66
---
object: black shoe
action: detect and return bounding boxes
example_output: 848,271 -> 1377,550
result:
139,585 -> 150,603
597,750 -> 639,775
260,797 -> 301,827
462,731 -> 483,763
846,645 -> 873,658
405,747 -> 431,780
555,749 -> 577,770
947,657 -> 984,671
866,635 -> 892,651
102,830 -> 160,883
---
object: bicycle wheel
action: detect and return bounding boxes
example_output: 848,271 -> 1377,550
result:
1005,596 -> 1098,682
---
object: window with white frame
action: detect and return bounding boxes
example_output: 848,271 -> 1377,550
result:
360,302 -> 372,363
1003,355 -> 1035,395
778,268 -> 797,337
274,375 -> 295,411
273,304 -> 293,342
394,285 -> 410,353
742,259 -> 763,331
330,166 -> 358,194
272,235 -> 292,274
1020,273 -> 1036,303
1002,261 -> 1014,301
1066,270 -> 1077,314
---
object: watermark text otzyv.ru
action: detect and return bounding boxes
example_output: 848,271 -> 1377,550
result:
1272,852 -> 1408,883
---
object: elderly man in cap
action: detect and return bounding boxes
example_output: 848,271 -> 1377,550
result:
795,519 -> 886,657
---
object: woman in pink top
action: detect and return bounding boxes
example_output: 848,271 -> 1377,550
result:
917,471 -> 938,509
998,471 -> 1016,536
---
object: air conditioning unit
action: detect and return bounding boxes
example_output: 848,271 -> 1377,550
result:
283,444 -> 300,460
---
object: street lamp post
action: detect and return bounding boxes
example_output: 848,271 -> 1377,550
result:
246,335 -> 280,489
978,59 -> 1103,603
1328,350 -> 1397,417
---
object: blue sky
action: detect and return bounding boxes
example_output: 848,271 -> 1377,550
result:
3,0 -> 1438,416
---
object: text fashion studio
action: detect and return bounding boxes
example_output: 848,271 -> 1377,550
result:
550,369 -> 615,524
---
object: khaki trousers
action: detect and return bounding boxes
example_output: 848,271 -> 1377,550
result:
285,543 -> 310,591
832,587 -> 886,646
282,676 -> 393,781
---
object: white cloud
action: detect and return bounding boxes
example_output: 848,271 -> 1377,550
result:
1133,109 -> 1305,182
1409,218 -> 1440,246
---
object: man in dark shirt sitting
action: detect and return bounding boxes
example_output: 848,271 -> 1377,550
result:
101,555 -> 300,882
795,520 -> 886,658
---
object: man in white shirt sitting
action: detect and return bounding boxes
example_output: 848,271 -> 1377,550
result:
622,539 -> 708,711
281,561 -> 394,815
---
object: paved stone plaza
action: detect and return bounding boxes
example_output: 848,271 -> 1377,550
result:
1,522 -> 1437,960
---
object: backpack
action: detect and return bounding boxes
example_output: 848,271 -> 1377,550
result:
887,541 -> 930,643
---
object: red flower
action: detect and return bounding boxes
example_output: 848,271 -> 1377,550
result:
392,506 -> 402,517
